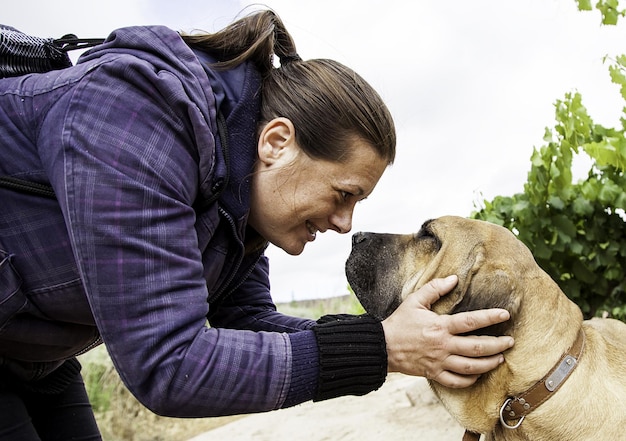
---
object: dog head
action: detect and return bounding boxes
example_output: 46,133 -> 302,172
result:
345,216 -> 536,336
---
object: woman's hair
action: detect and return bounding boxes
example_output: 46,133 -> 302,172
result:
181,9 -> 396,164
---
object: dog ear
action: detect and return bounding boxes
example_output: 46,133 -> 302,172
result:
450,268 -> 520,337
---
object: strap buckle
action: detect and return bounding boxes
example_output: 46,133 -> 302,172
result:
499,398 -> 525,429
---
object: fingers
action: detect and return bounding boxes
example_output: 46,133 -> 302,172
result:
446,308 -> 511,335
411,274 -> 459,309
429,335 -> 513,388
432,371 -> 480,389
449,334 -> 515,359
444,353 -> 505,376
431,353 -> 506,389
384,276 -> 515,389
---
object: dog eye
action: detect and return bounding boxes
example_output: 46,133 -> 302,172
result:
414,221 -> 441,249
415,228 -> 435,241
416,220 -> 435,239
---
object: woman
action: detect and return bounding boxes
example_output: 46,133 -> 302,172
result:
0,10 -> 513,439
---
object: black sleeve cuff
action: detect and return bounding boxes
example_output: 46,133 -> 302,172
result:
312,314 -> 387,402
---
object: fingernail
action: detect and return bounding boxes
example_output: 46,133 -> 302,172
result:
499,355 -> 505,364
444,275 -> 458,283
499,310 -> 510,320
507,337 -> 514,347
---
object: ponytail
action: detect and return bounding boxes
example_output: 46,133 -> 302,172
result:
181,9 -> 297,75
182,9 -> 396,165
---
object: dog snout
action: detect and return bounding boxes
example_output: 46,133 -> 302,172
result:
352,231 -> 370,246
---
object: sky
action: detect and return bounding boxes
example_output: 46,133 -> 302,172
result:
5,0 -> 626,302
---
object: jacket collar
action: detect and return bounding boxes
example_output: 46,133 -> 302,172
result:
193,50 -> 262,233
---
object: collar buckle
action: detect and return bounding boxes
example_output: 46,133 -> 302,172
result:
499,398 -> 525,429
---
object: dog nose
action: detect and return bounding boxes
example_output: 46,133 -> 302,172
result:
352,232 -> 368,245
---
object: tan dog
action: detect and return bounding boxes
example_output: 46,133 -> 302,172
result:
345,216 -> 626,440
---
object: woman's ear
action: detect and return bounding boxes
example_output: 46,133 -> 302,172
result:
257,117 -> 297,166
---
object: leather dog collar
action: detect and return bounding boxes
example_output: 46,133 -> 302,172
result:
462,328 -> 586,441
462,431 -> 481,441
500,328 -> 585,428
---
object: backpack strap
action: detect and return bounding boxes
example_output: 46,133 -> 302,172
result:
0,26 -> 104,78
53,34 -> 105,52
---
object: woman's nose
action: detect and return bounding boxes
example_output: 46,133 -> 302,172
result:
329,206 -> 353,234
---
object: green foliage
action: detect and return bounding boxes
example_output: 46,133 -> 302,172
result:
575,0 -> 626,24
79,348 -> 115,413
472,57 -> 626,321
277,289 -> 365,319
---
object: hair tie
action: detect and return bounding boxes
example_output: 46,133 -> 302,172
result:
281,53 -> 302,65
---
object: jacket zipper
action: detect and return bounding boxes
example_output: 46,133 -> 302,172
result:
0,176 -> 56,199
207,206 -> 262,316
72,334 -> 103,358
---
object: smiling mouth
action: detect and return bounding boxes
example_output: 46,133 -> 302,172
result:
306,221 -> 318,241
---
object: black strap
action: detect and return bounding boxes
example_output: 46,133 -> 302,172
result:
53,34 -> 105,52
0,27 -> 103,78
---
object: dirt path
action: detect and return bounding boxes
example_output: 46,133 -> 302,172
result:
188,374 -> 465,441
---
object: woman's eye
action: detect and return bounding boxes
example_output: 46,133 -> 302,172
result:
340,191 -> 351,201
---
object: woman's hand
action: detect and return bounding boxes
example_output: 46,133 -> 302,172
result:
381,275 -> 514,388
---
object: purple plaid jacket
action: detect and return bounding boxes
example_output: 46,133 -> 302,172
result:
0,26 -> 319,416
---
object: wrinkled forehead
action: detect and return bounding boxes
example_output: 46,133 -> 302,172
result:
430,216 -> 536,286
395,217 -> 490,290
428,216 -> 514,256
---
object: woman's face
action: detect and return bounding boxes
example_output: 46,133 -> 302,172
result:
249,118 -> 388,255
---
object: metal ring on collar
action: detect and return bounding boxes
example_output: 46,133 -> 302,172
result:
499,398 -> 525,429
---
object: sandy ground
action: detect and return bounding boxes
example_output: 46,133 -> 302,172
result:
188,374 -> 466,441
